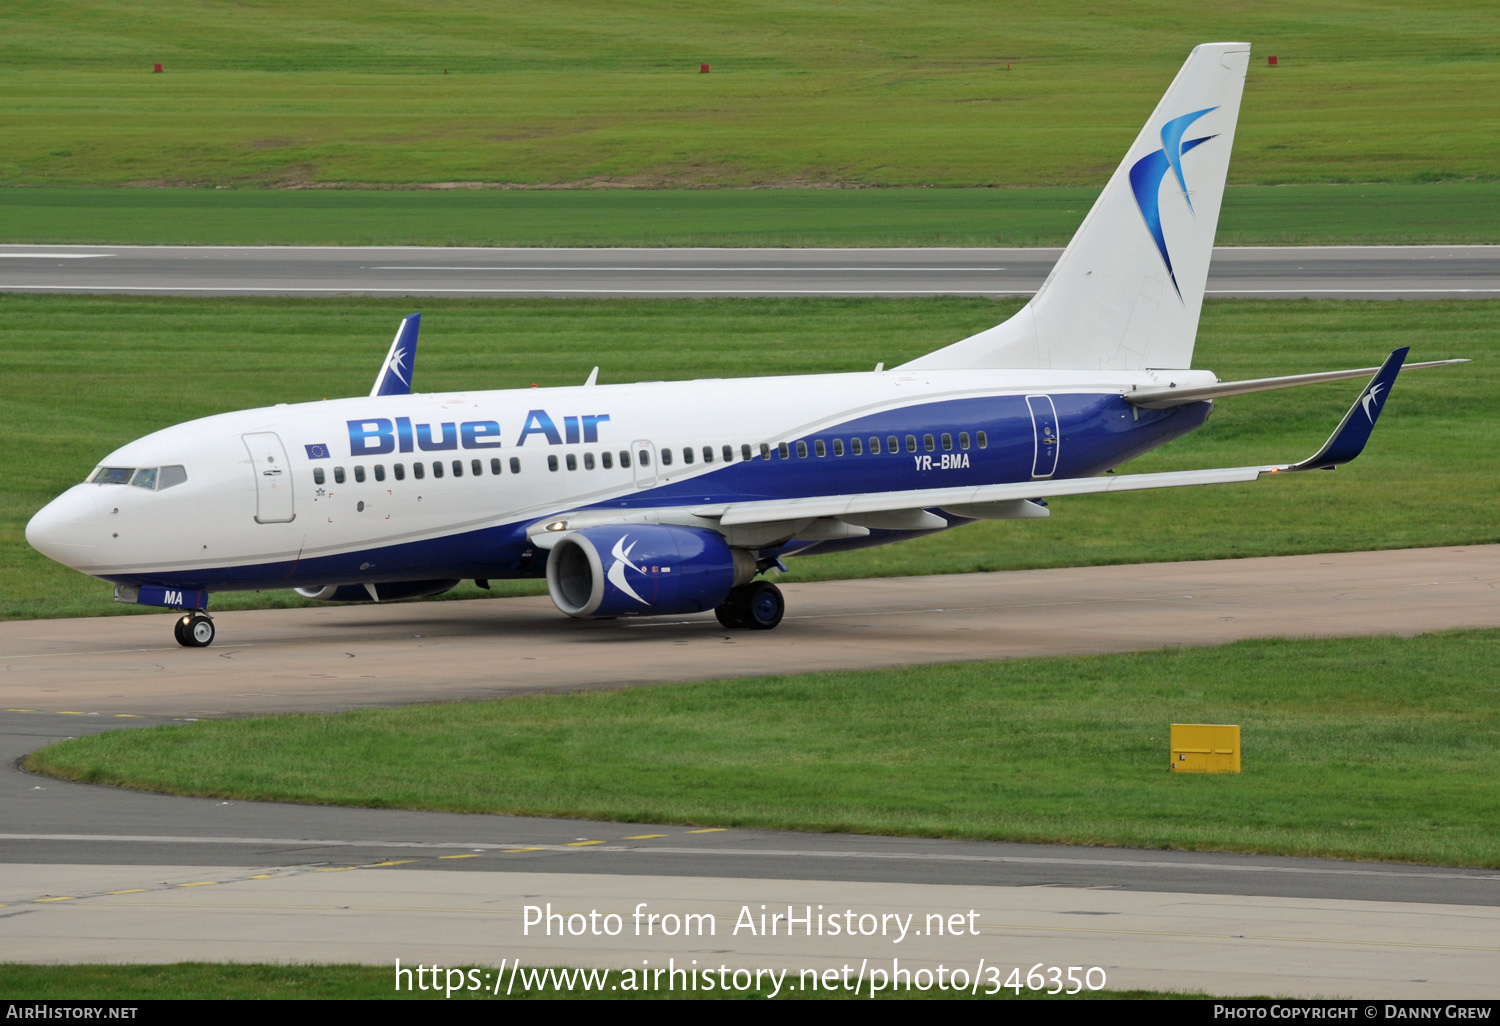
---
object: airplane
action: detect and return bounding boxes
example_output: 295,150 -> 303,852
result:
26,42 -> 1463,648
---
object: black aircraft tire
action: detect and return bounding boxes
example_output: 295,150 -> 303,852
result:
184,613 -> 215,648
715,602 -> 748,629
743,581 -> 784,631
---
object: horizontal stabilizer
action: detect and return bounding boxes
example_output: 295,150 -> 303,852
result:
1127,357 -> 1465,408
371,313 -> 421,397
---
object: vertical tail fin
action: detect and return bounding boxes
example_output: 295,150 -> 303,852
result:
904,43 -> 1250,373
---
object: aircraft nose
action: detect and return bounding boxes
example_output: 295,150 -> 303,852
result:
26,489 -> 99,569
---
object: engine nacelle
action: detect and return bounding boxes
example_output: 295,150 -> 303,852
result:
546,524 -> 755,618
294,579 -> 460,603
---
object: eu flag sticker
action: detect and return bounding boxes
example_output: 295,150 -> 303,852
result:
305,443 -> 330,459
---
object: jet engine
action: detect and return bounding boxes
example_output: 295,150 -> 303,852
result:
294,579 -> 460,603
546,524 -> 755,618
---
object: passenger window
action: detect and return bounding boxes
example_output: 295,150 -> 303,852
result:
870,437 -> 881,454
432,461 -> 444,479
923,434 -> 935,452
602,451 -> 613,469
638,450 -> 650,467
959,432 -> 970,449
887,435 -> 899,453
548,455 -> 559,472
375,464 -> 386,482
451,460 -> 462,477
851,437 -> 862,456
565,454 -> 577,471
941,433 -> 953,451
725,445 -> 736,462
700,446 -> 712,464
472,459 -> 483,476
394,463 -> 405,481
778,443 -> 790,460
906,435 -> 917,453
354,465 -> 366,483
314,467 -> 325,485
833,439 -> 844,457
815,440 -> 826,457
682,447 -> 694,465
977,431 -> 988,449
620,451 -> 632,469
413,462 -> 424,480
491,458 -> 502,475
760,443 -> 771,461
584,452 -> 595,470
334,467 -> 346,484
661,449 -> 673,466
510,457 -> 522,474
742,444 -> 753,461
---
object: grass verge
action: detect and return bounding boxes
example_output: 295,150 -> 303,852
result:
5,295 -> 1493,621
4,2 -> 1498,188
26,630 -> 1500,867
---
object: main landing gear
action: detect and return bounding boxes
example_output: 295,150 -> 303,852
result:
714,580 -> 785,631
173,611 -> 216,648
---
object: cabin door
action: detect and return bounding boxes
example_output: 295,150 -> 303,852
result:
1026,395 -> 1060,480
242,432 -> 296,523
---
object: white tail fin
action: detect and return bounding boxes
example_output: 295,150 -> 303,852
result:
904,43 -> 1250,373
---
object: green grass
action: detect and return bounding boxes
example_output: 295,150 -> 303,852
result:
26,630 -> 1500,867
4,182 -> 1496,247
3,1 -> 1499,189
4,294 -> 1493,621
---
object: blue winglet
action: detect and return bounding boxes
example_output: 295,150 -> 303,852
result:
1288,347 -> 1409,471
371,313 -> 420,397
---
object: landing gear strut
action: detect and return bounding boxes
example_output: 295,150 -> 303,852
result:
173,611 -> 216,648
714,580 -> 784,631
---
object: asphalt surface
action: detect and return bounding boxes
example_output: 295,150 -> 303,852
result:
2,244 -> 1498,298
4,547 -> 1499,996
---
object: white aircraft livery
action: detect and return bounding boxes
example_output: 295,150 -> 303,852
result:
26,43 -> 1462,647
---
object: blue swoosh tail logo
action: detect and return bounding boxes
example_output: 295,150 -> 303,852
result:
1129,107 -> 1217,298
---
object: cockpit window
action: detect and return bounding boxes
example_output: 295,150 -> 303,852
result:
90,465 -> 188,490
91,467 -> 134,485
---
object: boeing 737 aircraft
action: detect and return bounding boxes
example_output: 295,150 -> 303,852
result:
26,43 -> 1461,647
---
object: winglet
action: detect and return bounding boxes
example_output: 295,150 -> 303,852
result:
371,313 -> 420,397
1286,347 -> 1409,471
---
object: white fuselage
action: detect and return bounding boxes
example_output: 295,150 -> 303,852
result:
27,365 -> 1216,593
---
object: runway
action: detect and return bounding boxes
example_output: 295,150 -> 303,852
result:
4,546 -> 1499,997
2,244 -> 1498,299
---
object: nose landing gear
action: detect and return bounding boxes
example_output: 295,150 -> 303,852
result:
173,611 -> 216,648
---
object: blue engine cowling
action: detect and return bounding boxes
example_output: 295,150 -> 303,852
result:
294,579 -> 460,603
546,524 -> 756,618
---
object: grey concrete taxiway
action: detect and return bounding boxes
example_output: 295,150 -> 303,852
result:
2,244 -> 1498,299
3,546 -> 1499,996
